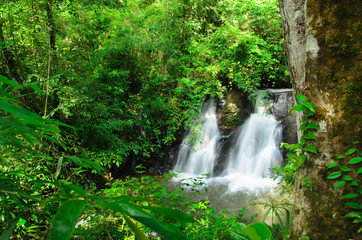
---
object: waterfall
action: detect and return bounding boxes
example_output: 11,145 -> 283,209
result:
173,98 -> 221,176
173,92 -> 283,192
223,94 -> 283,178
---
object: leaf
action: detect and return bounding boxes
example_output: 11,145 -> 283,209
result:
230,223 -> 249,240
327,172 -> 342,179
0,217 -> 19,240
305,101 -> 315,113
0,74 -> 19,89
357,167 -> 362,174
336,155 -> 345,159
241,222 -> 273,240
290,104 -> 306,113
334,181 -> 346,189
348,157 -> 362,164
304,132 -> 316,140
342,194 -> 359,199
303,145 -> 317,154
344,211 -> 362,218
340,166 -> 351,172
306,121 -> 319,130
350,181 -> 359,186
49,200 -> 87,240
142,206 -> 193,223
327,162 -> 338,168
346,148 -> 356,155
342,175 -> 352,181
104,201 -> 186,240
55,157 -> 63,180
297,94 -> 308,105
345,202 -> 361,210
122,214 -> 149,240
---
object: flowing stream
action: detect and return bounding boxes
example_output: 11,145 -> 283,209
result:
171,92 -> 286,220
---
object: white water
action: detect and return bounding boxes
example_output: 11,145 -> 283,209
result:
172,93 -> 283,195
173,98 -> 221,176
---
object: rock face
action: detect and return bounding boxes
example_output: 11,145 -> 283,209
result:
217,90 -> 252,135
279,0 -> 361,238
269,90 -> 298,147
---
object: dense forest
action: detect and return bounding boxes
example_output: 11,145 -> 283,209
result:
0,0 -> 360,239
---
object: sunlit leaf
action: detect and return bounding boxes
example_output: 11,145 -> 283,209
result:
241,222 -> 273,240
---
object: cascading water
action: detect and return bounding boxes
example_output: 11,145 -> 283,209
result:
173,98 -> 221,176
170,90 -> 291,218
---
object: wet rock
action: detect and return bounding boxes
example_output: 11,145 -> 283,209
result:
217,90 -> 252,135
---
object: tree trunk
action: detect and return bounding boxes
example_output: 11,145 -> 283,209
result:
279,0 -> 361,239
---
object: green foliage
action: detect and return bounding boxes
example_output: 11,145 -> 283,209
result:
272,94 -> 318,188
326,143 -> 362,233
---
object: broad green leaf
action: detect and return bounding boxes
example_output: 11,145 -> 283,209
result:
49,200 -> 87,240
340,166 -> 351,172
336,155 -> 345,159
357,167 -> 362,174
343,175 -> 353,181
306,121 -> 319,130
348,157 -> 362,164
327,172 -> 342,179
334,181 -> 346,189
241,222 -> 273,240
295,155 -> 307,169
327,162 -> 338,168
230,223 -> 249,240
342,193 -> 359,199
303,145 -> 317,154
346,148 -> 356,155
290,104 -> 306,113
304,132 -> 316,139
305,101 -> 315,113
297,94 -> 308,105
345,202 -> 361,210
104,201 -> 186,240
350,181 -> 359,186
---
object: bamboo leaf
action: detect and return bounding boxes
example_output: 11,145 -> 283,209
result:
122,214 -> 149,240
49,200 -> 87,240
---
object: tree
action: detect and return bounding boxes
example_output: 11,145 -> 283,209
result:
279,0 -> 361,238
